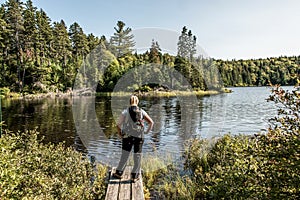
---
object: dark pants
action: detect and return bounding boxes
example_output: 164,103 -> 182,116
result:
116,136 -> 144,177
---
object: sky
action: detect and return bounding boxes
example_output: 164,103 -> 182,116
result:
2,0 -> 300,60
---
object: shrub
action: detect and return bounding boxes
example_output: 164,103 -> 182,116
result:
0,129 -> 107,199
0,87 -> 20,99
184,135 -> 263,199
0,87 -> 10,98
267,85 -> 299,134
158,85 -> 300,199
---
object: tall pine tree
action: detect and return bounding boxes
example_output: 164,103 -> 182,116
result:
109,21 -> 135,57
69,22 -> 89,60
52,20 -> 72,89
23,0 -> 36,57
0,5 -> 9,86
52,20 -> 72,66
22,0 -> 37,87
35,9 -> 53,67
177,26 -> 189,59
187,30 -> 197,61
177,26 -> 197,61
4,0 -> 25,92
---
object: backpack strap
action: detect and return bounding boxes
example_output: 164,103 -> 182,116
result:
125,106 -> 143,123
124,107 -> 130,124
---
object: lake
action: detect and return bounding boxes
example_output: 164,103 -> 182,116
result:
1,86 -> 293,166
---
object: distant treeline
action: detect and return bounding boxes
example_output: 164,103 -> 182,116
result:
0,0 -> 299,95
216,56 -> 300,87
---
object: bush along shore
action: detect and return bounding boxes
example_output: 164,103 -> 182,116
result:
141,85 -> 299,199
0,85 -> 298,199
0,129 -> 107,199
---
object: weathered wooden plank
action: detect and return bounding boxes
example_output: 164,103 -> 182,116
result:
105,167 -> 120,200
131,169 -> 145,200
105,166 -> 145,200
118,166 -> 132,200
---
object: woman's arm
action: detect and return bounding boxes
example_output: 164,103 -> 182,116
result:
143,112 -> 154,134
117,114 -> 125,138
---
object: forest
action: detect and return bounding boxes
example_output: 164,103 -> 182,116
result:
0,1 -> 299,199
0,0 -> 299,96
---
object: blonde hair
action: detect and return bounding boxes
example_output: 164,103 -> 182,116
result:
129,95 -> 139,106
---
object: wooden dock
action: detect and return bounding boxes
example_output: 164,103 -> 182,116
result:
105,166 -> 145,200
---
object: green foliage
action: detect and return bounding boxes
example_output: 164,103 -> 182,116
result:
0,129 -> 107,199
216,57 -> 300,87
0,87 -> 10,98
160,174 -> 197,200
268,85 -> 300,134
69,22 -> 89,58
137,85 -> 152,92
0,0 -> 298,95
149,39 -> 162,64
140,156 -> 183,199
156,86 -> 300,199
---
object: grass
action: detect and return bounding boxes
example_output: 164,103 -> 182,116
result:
96,89 -> 225,98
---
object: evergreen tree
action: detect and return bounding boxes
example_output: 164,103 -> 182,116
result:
35,9 -> 53,67
177,26 -> 189,59
69,22 -> 89,59
87,35 -> 116,91
33,8 -> 54,91
68,22 -> 89,89
188,30 -> 197,61
109,21 -> 135,57
149,39 -> 161,64
52,20 -> 72,89
23,0 -> 36,55
174,56 -> 190,84
87,33 -> 100,52
52,20 -> 72,66
0,5 -> 9,86
4,0 -> 25,92
177,27 -> 199,83
177,26 -> 197,61
22,0 -> 37,88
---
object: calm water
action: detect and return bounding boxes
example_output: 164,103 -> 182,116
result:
1,87 -> 292,166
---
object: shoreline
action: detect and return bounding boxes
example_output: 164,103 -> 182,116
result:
1,88 -> 232,100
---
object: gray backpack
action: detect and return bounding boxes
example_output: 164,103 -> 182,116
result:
122,106 -> 144,137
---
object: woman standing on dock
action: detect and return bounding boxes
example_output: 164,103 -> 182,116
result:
113,95 -> 154,182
